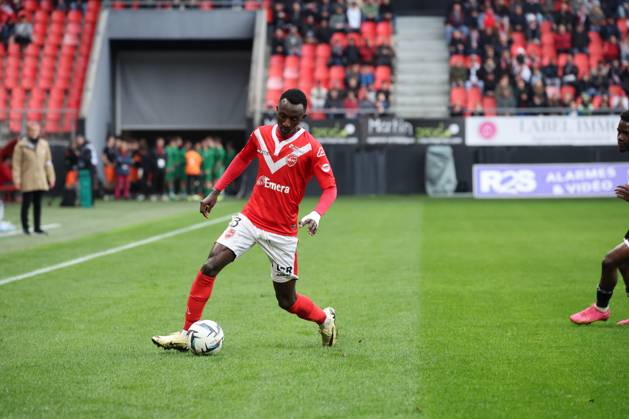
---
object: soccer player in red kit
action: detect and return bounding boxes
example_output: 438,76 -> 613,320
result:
152,89 -> 338,349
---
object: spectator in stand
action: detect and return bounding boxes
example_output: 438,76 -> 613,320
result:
379,0 -> 393,22
479,26 -> 498,54
576,73 -> 595,97
572,22 -> 589,53
554,24 -> 572,54
375,39 -> 394,67
341,89 -> 358,115
610,59 -> 623,85
375,91 -> 390,115
285,25 -> 303,56
271,2 -> 286,27
531,80 -> 548,108
13,14 -> 31,48
591,64 -> 609,95
495,31 -> 510,57
525,15 -> 540,42
466,55 -> 483,90
61,137 -> 78,207
271,27 -> 286,56
316,19 -> 332,44
346,1 -> 362,32
494,0 -> 510,27
362,0 -> 378,22
101,135 -> 117,195
359,64 -> 374,87
377,79 -> 392,102
510,4 -> 528,33
604,35 -> 621,61
346,76 -> 361,98
554,1 -> 575,31
465,7 -> 480,32
562,54 -> 579,86
601,17 -> 621,41
184,142 -> 202,197
542,56 -> 560,85
466,28 -> 482,56
524,0 -> 545,23
301,15 -> 317,40
329,38 -> 345,66
480,6 -> 497,30
449,29 -> 467,55
324,88 -> 344,119
345,37 -> 361,65
446,2 -> 467,42
318,0 -> 333,18
513,48 -> 532,82
359,37 -> 375,64
358,89 -> 377,115
496,74 -> 516,113
289,1 -> 302,26
114,142 -> 132,200
515,76 -> 531,108
450,59 -> 468,86
599,93 -> 613,112
311,80 -> 328,111
57,0 -> 68,12
303,1 -> 320,21
329,5 -> 346,33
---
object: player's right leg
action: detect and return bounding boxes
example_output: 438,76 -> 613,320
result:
570,240 -> 629,324
152,214 -> 255,351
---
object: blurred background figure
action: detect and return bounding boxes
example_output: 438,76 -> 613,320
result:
11,122 -> 55,235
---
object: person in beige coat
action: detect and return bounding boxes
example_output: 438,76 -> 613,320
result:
12,122 -> 56,235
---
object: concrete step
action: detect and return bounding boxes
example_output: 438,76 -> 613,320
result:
397,50 -> 449,61
395,82 -> 449,95
397,62 -> 447,73
395,95 -> 448,107
396,73 -> 449,84
396,38 -> 445,49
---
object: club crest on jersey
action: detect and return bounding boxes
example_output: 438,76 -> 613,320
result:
224,228 -> 236,239
321,163 -> 331,173
287,153 -> 298,167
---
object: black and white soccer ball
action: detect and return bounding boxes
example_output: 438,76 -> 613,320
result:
187,320 -> 224,356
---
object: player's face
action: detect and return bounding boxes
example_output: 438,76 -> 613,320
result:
617,121 -> 629,152
276,99 -> 305,138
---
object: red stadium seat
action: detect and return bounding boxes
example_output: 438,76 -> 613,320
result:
511,31 -> 526,48
301,43 -> 315,58
450,87 -> 466,107
375,65 -> 392,83
315,43 -> 331,60
574,53 -> 589,78
199,1 -> 213,10
540,20 -> 553,34
376,21 -> 392,38
588,31 -> 603,48
449,54 -> 465,66
592,95 -> 602,109
610,85 -> 625,97
361,21 -> 376,40
466,86 -> 482,111
314,65 -> 329,82
244,0 -> 260,10
526,42 -> 541,58
300,56 -> 315,72
329,65 -> 345,82
560,85 -> 576,100
0,88 -> 7,121
330,32 -> 347,48
23,0 -> 37,12
618,18 -> 628,35
68,10 -> 82,23
347,32 -> 363,47
40,0 -> 54,11
266,76 -> 283,91
51,10 -> 65,24
482,96 -> 497,116
541,32 -> 555,48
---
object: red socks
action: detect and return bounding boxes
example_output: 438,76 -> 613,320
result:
288,294 -> 327,325
183,271 -> 216,330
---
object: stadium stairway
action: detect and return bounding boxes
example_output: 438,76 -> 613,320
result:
393,16 -> 449,118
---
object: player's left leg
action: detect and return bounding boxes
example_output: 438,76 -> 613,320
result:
616,262 -> 629,325
570,241 -> 629,324
260,233 -> 337,346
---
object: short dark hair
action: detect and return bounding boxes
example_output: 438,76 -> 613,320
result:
621,110 -> 629,122
279,89 -> 308,111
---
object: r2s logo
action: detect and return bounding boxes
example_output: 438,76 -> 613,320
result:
479,170 -> 537,195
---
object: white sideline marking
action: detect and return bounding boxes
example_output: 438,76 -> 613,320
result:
0,214 -> 232,287
0,223 -> 61,238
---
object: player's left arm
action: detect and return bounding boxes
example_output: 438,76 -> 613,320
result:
299,144 -> 337,236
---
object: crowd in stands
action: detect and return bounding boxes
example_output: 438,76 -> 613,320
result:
266,0 -> 395,119
446,0 -> 629,116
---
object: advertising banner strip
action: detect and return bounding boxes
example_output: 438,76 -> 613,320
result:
466,115 -> 619,146
473,162 -> 629,199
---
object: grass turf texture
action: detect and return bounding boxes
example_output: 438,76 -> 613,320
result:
0,197 -> 627,417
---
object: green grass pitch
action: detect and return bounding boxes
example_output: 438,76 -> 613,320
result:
0,197 -> 627,417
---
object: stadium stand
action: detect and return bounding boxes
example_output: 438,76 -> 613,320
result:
446,0 -> 629,116
264,0 -> 395,119
0,0 -> 99,134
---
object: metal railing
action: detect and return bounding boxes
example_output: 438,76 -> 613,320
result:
102,0 -> 263,9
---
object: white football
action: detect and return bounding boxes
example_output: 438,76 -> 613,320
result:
187,320 -> 224,356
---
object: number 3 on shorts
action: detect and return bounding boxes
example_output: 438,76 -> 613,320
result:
230,216 -> 242,228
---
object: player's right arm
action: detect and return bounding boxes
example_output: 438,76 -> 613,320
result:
199,132 -> 258,218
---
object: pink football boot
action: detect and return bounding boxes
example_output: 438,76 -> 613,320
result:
617,319 -> 629,326
570,304 -> 610,324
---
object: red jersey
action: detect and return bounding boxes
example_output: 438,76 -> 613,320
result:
235,124 -> 336,236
